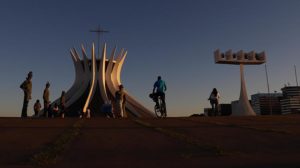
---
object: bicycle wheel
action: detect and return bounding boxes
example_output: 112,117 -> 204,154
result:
161,102 -> 167,118
154,98 -> 164,118
154,104 -> 163,118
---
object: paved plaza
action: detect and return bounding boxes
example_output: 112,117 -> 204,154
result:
1,116 -> 300,168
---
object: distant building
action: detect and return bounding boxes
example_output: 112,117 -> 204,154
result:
219,104 -> 232,116
280,86 -> 300,114
231,100 -> 239,116
251,93 -> 282,115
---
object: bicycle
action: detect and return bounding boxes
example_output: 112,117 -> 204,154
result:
154,97 -> 167,118
149,93 -> 167,118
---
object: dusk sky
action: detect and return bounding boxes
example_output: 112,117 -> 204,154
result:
1,0 -> 300,117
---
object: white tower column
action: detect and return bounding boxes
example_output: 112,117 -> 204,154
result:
236,64 -> 256,116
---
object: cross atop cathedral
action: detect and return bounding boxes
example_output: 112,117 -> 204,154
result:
90,25 -> 109,57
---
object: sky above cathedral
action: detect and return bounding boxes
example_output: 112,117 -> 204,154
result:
1,0 -> 300,117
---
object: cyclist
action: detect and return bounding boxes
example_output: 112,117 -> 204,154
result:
153,76 -> 167,108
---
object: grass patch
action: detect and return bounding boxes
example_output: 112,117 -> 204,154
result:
30,120 -> 84,167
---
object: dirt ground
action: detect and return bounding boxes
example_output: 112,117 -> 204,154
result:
0,115 -> 300,168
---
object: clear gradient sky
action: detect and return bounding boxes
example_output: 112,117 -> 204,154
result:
1,0 -> 300,117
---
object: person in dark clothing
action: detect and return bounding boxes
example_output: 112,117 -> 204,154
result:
152,76 -> 167,107
47,102 -> 53,118
208,88 -> 221,116
60,91 -> 66,118
20,71 -> 32,118
101,101 -> 114,118
43,82 -> 50,117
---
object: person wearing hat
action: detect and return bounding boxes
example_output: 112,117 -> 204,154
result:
20,71 -> 33,118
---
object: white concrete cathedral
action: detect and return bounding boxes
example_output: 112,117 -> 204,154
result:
52,43 -> 154,117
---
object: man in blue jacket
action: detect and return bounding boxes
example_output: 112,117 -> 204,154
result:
153,76 -> 167,107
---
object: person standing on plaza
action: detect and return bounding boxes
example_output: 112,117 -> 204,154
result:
60,91 -> 66,118
115,85 -> 126,118
20,71 -> 32,118
43,82 -> 50,117
208,88 -> 221,116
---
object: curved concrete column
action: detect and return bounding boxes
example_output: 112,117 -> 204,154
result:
66,49 -> 81,98
108,50 -> 140,116
104,48 -> 147,117
63,50 -> 79,101
98,43 -> 109,103
105,47 -> 117,100
81,45 -> 90,74
116,51 -> 127,85
71,48 -> 84,89
65,48 -> 90,108
65,49 -> 86,106
111,50 -> 154,117
111,49 -> 124,90
83,44 -> 96,113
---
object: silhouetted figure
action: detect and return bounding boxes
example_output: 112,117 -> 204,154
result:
208,88 -> 220,116
43,82 -> 50,117
20,71 -> 32,118
115,85 -> 126,118
33,99 -> 41,117
153,76 -> 167,107
60,91 -> 66,118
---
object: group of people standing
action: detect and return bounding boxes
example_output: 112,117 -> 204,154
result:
20,71 -> 66,118
40,87 -> 66,118
20,71 -> 127,118
21,71 -> 219,118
